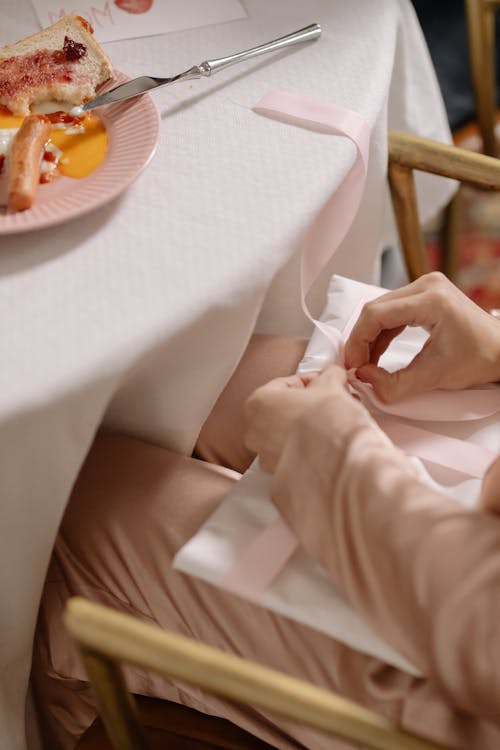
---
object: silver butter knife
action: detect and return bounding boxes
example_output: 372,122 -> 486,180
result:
75,23 -> 321,114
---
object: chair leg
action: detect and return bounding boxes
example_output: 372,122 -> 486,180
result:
79,648 -> 147,750
465,0 -> 498,156
387,162 -> 428,280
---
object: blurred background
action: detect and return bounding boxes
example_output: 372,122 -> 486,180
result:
412,0 -> 500,310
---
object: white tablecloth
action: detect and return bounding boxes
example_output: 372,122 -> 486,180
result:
0,1 -> 453,748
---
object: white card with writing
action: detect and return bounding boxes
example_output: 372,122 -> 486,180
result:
30,0 -> 247,44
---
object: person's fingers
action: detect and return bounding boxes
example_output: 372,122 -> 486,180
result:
298,370 -> 320,386
364,272 -> 449,306
345,293 -> 436,369
272,373 -> 311,390
355,343 -> 441,402
275,372 -> 321,389
310,364 -> 347,390
248,373 -> 309,402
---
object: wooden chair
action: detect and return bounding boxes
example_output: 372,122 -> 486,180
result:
387,129 -> 500,280
65,596 -> 450,750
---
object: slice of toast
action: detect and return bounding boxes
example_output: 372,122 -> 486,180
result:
0,14 -> 113,115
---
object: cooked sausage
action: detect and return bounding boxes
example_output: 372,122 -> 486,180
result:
7,114 -> 51,211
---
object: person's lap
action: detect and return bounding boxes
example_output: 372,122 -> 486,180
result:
34,332 -> 313,747
33,433 -> 413,750
32,334 -> 498,750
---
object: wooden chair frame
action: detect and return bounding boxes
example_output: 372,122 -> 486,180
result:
65,596 -> 451,750
388,129 -> 500,280
464,0 -> 500,157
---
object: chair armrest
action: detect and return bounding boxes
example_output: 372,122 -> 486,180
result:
389,130 -> 500,189
387,130 -> 500,280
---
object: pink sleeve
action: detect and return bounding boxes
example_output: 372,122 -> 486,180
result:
271,399 -> 500,722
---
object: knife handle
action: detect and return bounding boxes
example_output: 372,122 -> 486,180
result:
199,23 -> 321,77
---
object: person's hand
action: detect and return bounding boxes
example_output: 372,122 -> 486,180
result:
244,371 -> 322,473
344,272 -> 500,403
244,366 -> 366,473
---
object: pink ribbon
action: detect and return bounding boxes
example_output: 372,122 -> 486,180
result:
353,378 -> 500,422
219,90 -> 500,601
220,516 -> 297,602
374,415 -> 497,478
254,90 -> 371,356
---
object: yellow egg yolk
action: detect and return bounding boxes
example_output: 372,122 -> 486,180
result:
0,105 -> 107,178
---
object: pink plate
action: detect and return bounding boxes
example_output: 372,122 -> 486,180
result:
0,71 -> 159,234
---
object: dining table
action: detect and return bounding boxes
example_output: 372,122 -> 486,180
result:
0,1 -> 455,748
